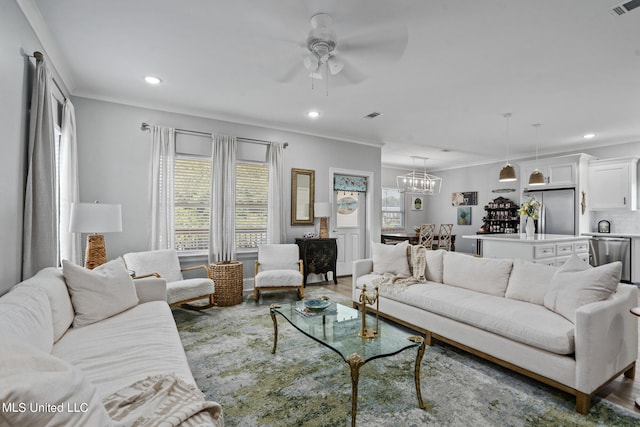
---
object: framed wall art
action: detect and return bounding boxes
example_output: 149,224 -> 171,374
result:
457,207 -> 471,225
451,191 -> 478,206
411,196 -> 424,211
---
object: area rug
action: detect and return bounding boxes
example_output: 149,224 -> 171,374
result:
173,287 -> 640,426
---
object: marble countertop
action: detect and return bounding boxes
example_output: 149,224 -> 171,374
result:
462,234 -> 591,243
581,232 -> 640,239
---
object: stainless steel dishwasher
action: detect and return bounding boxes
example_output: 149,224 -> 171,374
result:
589,237 -> 631,283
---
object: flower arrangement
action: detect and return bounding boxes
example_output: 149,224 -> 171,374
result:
518,197 -> 541,220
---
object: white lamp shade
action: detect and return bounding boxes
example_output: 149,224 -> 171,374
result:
69,202 -> 122,233
314,202 -> 331,218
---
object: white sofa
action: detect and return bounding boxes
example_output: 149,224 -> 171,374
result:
0,264 -> 223,426
352,244 -> 638,414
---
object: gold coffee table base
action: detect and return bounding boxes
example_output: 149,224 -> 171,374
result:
270,303 -> 426,427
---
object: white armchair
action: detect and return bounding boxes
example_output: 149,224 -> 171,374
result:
254,244 -> 304,301
123,249 -> 215,310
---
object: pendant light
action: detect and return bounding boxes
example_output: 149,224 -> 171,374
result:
498,113 -> 517,182
528,123 -> 545,186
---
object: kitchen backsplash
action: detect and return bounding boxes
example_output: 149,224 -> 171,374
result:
591,211 -> 640,234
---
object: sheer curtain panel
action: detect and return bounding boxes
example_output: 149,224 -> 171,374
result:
267,142 -> 286,243
22,57 -> 58,279
149,126 -> 176,250
59,100 -> 81,265
209,134 -> 237,262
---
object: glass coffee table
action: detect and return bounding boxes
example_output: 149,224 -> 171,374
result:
270,300 -> 426,427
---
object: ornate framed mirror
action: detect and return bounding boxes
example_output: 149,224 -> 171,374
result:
291,168 -> 315,225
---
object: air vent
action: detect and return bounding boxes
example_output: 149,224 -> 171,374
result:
363,112 -> 382,119
609,0 -> 640,16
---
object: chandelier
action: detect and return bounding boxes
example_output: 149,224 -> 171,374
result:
396,156 -> 442,195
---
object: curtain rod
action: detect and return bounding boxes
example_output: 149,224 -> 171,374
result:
29,51 -> 67,102
140,122 -> 288,148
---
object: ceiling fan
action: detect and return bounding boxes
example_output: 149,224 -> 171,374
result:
304,13 -> 344,80
276,12 -> 409,88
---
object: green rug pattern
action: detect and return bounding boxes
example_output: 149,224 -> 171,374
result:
173,287 -> 640,426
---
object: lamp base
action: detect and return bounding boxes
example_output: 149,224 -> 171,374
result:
319,217 -> 329,239
85,234 -> 107,269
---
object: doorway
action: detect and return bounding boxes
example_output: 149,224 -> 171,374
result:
329,168 -> 374,276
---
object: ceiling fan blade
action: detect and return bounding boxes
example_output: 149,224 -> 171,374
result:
338,25 -> 409,65
274,60 -> 304,83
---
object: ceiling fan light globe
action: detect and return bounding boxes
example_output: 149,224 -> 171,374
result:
303,54 -> 319,71
327,58 -> 344,75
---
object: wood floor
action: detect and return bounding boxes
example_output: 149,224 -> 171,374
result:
315,276 -> 640,414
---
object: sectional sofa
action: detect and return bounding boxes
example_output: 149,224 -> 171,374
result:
352,242 -> 638,414
0,260 -> 223,426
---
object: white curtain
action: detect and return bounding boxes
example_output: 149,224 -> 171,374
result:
267,142 -> 286,243
209,134 -> 237,262
59,100 -> 81,265
149,126 -> 176,250
22,57 -> 58,279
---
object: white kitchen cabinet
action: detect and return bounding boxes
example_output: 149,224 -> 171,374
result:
466,234 -> 590,266
588,157 -> 638,211
521,162 -> 576,188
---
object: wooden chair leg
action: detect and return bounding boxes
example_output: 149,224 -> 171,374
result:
253,289 -> 259,302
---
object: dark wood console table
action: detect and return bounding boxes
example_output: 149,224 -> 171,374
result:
295,238 -> 338,286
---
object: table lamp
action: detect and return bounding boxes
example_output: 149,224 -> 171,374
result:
69,202 -> 122,269
314,202 -> 331,238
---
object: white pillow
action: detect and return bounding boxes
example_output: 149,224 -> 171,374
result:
63,258 -> 139,328
0,286 -> 54,353
0,339 -> 112,426
425,249 -> 446,283
543,255 -> 622,323
505,259 -> 557,305
442,252 -> 513,297
371,240 -> 410,276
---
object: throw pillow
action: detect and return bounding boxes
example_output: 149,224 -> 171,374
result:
543,255 -> 621,323
0,339 -> 111,426
63,258 -> 139,328
371,240 -> 410,276
505,259 -> 557,305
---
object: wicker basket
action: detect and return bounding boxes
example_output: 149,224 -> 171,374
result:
212,261 -> 244,306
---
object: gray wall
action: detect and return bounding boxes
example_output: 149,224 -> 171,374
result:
0,1 -> 44,294
72,97 -> 382,282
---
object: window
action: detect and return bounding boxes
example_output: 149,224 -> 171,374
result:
382,187 -> 404,229
235,162 -> 268,249
173,140 -> 270,252
174,156 -> 211,252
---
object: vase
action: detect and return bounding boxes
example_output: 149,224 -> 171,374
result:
525,216 -> 535,239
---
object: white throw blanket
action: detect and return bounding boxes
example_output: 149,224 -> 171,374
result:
371,272 -> 424,294
103,374 -> 223,427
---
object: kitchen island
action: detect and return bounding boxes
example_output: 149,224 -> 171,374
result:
463,234 -> 590,266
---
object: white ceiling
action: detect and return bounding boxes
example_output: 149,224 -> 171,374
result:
27,0 -> 640,171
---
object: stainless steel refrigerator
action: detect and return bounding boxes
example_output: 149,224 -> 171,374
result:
522,188 -> 575,235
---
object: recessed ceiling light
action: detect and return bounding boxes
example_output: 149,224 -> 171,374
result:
307,111 -> 320,119
144,76 -> 162,85
584,133 -> 595,139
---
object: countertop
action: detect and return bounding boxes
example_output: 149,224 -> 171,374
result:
462,234 -> 591,243
581,232 -> 640,239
